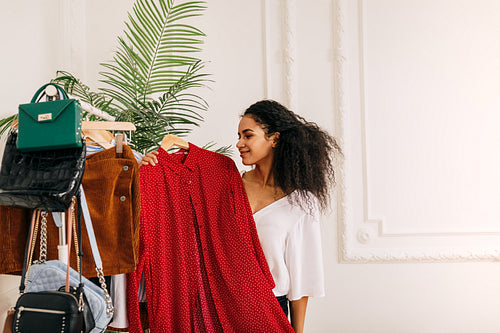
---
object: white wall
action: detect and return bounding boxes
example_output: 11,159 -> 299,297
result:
1,1 -> 500,332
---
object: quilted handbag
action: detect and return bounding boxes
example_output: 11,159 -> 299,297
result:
0,131 -> 86,212
17,82 -> 83,151
27,260 -> 111,333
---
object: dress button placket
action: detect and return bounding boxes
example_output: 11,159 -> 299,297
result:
188,174 -> 206,253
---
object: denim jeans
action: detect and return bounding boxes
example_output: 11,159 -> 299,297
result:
276,295 -> 289,318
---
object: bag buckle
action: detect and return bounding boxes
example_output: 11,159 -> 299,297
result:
78,293 -> 84,312
44,85 -> 60,101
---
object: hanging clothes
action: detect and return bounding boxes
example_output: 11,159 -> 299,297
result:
0,145 -> 140,277
86,138 -> 141,331
0,205 -> 31,274
78,144 -> 141,276
127,144 -> 293,333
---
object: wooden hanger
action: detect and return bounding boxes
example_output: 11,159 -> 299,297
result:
161,134 -> 189,151
82,121 -> 136,152
83,129 -> 115,150
82,121 -> 136,131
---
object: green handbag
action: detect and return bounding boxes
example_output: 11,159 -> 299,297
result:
17,83 -> 83,151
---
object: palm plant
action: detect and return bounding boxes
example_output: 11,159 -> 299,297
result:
2,0 -> 231,155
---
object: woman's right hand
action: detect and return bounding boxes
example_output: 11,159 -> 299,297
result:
139,150 -> 159,167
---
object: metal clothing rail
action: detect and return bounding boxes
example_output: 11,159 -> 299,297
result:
68,94 -> 116,121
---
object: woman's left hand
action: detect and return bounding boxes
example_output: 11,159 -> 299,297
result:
140,150 -> 159,167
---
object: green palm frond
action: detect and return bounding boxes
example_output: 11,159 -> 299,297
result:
125,59 -> 210,152
95,0 -> 215,153
99,0 -> 208,110
0,114 -> 17,135
201,142 -> 233,157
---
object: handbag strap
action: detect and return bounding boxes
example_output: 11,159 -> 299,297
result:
65,197 -> 77,292
19,210 -> 40,294
78,186 -> 114,315
79,186 -> 104,269
24,211 -> 40,291
30,82 -> 69,103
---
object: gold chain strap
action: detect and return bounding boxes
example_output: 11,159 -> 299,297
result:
71,199 -> 80,274
96,267 -> 114,315
38,211 -> 48,263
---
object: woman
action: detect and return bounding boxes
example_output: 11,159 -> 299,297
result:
142,100 -> 340,332
236,100 -> 340,332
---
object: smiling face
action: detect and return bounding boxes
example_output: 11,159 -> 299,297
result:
236,115 -> 278,166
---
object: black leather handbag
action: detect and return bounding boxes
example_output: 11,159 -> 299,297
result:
12,291 -> 84,333
0,131 -> 85,212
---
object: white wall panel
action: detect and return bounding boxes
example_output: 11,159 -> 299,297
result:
337,0 -> 500,262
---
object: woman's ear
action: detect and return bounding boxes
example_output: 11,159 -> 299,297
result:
271,132 -> 280,148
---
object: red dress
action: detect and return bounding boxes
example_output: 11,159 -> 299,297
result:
127,144 -> 293,332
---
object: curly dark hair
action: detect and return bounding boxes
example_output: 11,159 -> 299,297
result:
243,100 -> 341,212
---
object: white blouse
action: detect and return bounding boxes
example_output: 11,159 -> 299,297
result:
253,193 -> 325,301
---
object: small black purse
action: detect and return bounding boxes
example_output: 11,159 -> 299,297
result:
12,291 -> 84,333
0,131 -> 85,212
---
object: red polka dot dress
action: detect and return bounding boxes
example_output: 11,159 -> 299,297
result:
127,144 -> 294,332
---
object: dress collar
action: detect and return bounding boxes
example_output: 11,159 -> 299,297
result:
157,142 -> 199,174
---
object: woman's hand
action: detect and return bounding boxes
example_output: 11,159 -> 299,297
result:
140,150 -> 159,167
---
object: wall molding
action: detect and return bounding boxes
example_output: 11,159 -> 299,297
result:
262,0 -> 271,99
335,0 -> 500,263
282,0 -> 298,110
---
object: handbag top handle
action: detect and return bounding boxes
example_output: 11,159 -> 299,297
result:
30,82 -> 69,103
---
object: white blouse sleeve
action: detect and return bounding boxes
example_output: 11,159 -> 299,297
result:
285,203 -> 325,301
